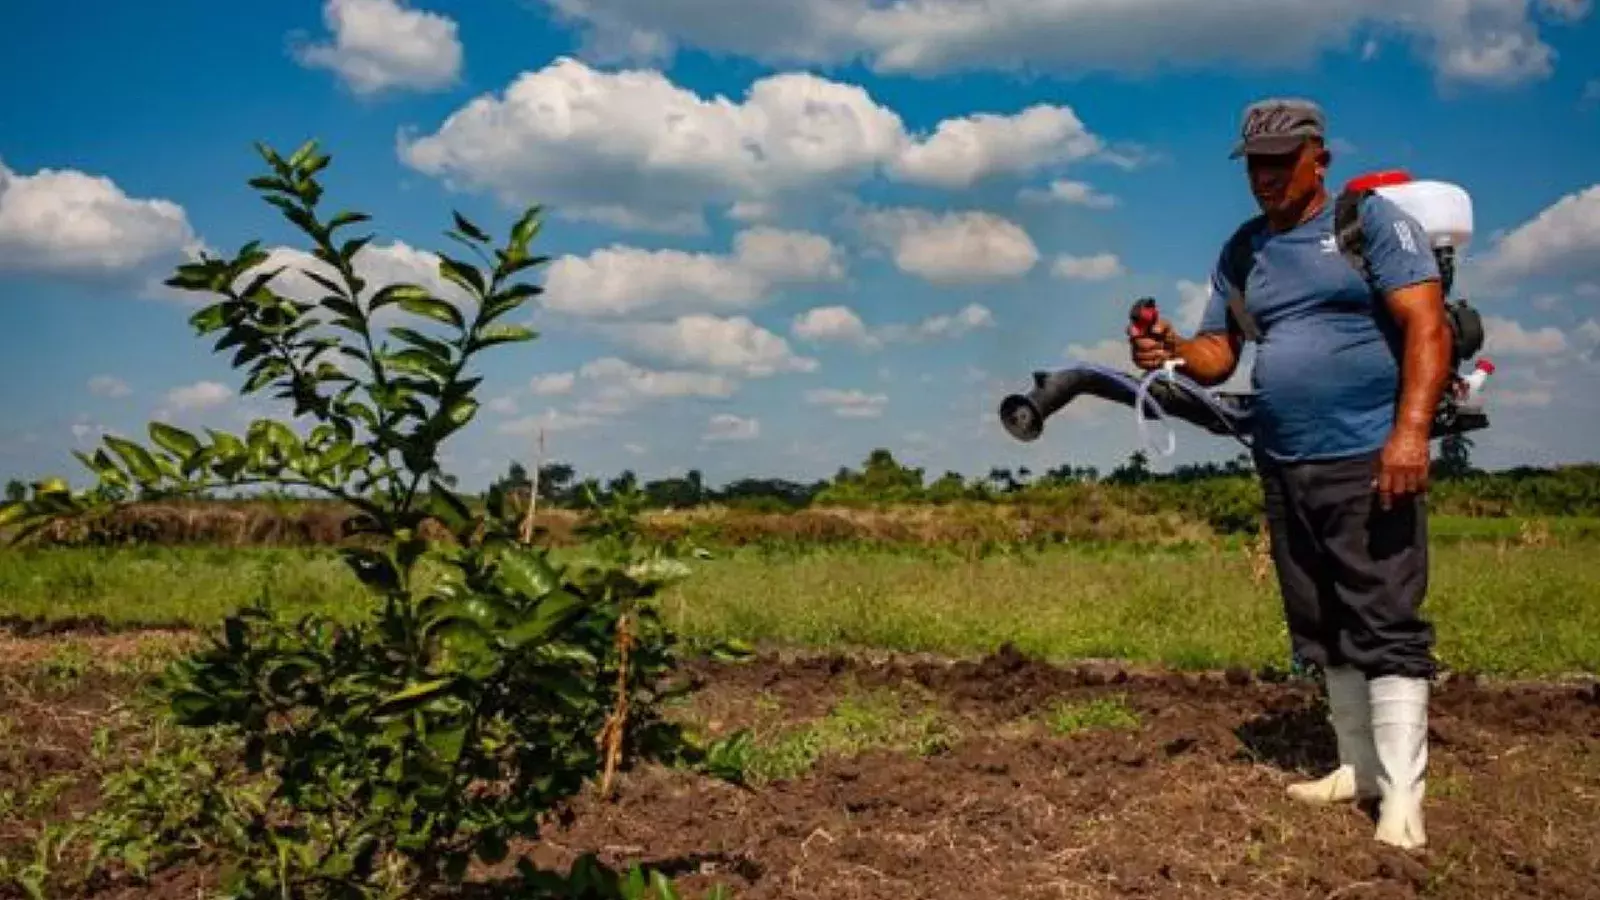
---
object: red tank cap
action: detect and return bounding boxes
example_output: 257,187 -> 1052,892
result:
1344,169 -> 1413,192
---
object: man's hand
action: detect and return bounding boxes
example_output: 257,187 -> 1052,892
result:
1374,426 -> 1430,510
1376,278 -> 1452,511
1128,317 -> 1180,371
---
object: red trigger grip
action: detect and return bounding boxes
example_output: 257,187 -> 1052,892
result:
1129,298 -> 1159,336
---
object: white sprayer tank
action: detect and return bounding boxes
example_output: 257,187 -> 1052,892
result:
1369,179 -> 1474,251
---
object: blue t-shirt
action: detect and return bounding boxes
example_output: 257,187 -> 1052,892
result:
1197,193 -> 1440,462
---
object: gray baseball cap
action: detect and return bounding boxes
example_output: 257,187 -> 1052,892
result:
1229,97 -> 1326,158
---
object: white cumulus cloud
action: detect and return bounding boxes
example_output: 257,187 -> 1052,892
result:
1051,252 -> 1124,281
1473,184 -> 1600,286
544,0 -> 1583,87
887,105 -> 1104,189
793,306 -> 879,348
703,413 -> 759,441
0,161 -> 199,277
805,387 -> 888,418
506,357 -> 740,425
165,381 -> 232,412
881,303 -> 995,341
569,356 -> 738,416
292,0 -> 463,95
543,226 -> 843,318
1483,314 -> 1568,356
1495,385 -> 1555,407
87,375 -> 131,399
398,56 -> 1124,232
498,408 -> 602,436
1174,279 -> 1212,333
605,314 -> 818,377
1018,178 -> 1117,209
1063,337 -> 1132,369
529,372 -> 577,396
793,302 -> 995,349
853,206 -> 1039,283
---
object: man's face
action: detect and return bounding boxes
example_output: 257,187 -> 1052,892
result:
1246,141 -> 1325,216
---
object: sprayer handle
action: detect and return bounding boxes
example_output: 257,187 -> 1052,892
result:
1129,297 -> 1160,336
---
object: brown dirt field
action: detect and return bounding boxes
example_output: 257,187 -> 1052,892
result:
2,636 -> 1597,899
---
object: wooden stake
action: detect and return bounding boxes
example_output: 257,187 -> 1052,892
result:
598,611 -> 633,800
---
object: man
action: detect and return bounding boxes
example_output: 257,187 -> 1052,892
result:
1128,97 -> 1452,851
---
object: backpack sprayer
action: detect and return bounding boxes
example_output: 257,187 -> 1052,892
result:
998,171 -> 1494,456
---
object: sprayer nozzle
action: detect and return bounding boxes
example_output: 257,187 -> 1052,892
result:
999,394 -> 1043,441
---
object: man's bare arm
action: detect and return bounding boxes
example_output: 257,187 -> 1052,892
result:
1176,331 -> 1244,386
1373,277 -> 1452,508
1385,279 -> 1452,438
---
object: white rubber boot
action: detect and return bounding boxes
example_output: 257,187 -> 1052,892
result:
1287,666 -> 1379,804
1369,675 -> 1429,850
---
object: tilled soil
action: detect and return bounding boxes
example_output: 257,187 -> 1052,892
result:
2,634 -> 1598,899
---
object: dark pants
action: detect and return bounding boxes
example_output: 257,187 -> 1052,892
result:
1256,448 -> 1436,680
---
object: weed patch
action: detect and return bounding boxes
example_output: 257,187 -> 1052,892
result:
704,687 -> 962,785
1042,695 -> 1142,735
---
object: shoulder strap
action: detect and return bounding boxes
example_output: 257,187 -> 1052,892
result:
1334,188 -> 1376,289
1222,218 -> 1263,342
1226,283 -> 1258,343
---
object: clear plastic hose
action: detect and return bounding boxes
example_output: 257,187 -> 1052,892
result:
1133,360 -> 1181,457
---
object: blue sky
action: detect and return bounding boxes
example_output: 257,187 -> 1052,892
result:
2,0 -> 1598,492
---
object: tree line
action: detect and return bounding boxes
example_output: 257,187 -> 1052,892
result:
472,433 -> 1599,520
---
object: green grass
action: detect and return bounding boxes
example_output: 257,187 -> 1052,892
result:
1428,515 -> 1600,542
2,531 -> 1597,678
1042,695 -> 1142,735
709,687 -> 962,784
0,545 -> 364,627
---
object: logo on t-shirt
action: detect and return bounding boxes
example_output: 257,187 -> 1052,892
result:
1393,221 -> 1418,255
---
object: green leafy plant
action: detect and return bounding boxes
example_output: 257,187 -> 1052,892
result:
0,140 -> 727,898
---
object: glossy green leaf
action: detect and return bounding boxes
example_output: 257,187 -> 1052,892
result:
398,294 -> 465,330
452,211 -> 490,243
341,547 -> 400,591
502,589 -> 586,649
485,282 -> 540,311
238,264 -> 289,301
510,205 -> 542,251
438,255 -> 486,297
375,678 -> 458,716
426,488 -> 473,535
329,210 -> 371,231
104,435 -> 161,483
287,138 -> 319,169
169,690 -> 227,728
0,502 -> 28,529
495,549 -> 562,599
206,429 -> 246,461
428,723 -> 470,766
321,295 -> 363,322
390,327 -> 454,362
188,303 -> 228,333
623,864 -> 648,899
651,870 -> 680,900
443,397 -> 477,431
471,323 -> 535,351
149,423 -> 202,464
369,283 -> 431,310
383,348 -> 451,382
